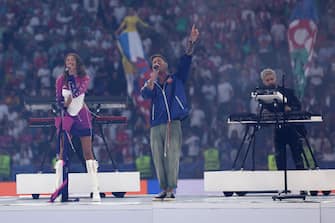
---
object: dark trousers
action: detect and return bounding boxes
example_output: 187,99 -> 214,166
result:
274,126 -> 305,170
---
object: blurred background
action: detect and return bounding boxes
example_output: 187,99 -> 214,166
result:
0,0 -> 334,182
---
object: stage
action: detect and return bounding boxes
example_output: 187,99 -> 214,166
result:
1,194 -> 335,223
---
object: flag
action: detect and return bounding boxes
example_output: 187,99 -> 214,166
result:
287,0 -> 318,99
117,30 -> 149,97
118,31 -> 145,63
117,31 -> 151,126
120,52 -> 135,97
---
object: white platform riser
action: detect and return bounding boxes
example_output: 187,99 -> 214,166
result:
16,172 -> 140,194
204,170 -> 335,191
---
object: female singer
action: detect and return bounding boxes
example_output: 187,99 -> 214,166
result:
54,53 -> 100,202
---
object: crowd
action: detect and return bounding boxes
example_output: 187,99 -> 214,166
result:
0,0 -> 335,180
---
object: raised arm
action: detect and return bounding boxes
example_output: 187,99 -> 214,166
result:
136,16 -> 149,28
174,55 -> 192,83
185,24 -> 199,55
115,18 -> 127,36
175,24 -> 200,82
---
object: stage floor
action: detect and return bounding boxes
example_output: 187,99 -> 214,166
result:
1,194 -> 335,223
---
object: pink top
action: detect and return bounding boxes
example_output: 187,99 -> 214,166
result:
55,74 -> 92,132
55,74 -> 90,107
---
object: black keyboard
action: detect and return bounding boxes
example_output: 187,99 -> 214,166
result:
228,112 -> 322,124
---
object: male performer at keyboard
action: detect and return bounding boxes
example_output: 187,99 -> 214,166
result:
141,25 -> 199,200
260,68 -> 305,170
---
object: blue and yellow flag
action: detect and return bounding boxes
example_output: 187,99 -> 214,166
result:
116,17 -> 152,125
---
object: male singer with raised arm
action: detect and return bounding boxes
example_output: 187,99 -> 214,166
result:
141,25 -> 199,200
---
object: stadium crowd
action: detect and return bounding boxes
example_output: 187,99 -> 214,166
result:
0,0 -> 335,180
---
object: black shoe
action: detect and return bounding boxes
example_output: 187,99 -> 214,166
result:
153,191 -> 167,201
165,192 -> 175,201
300,191 -> 308,196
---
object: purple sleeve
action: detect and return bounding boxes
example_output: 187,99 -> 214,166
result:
67,75 -> 90,97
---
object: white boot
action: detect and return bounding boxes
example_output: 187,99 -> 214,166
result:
54,160 -> 63,202
86,160 -> 101,202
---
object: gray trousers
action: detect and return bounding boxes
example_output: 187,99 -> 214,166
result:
150,120 -> 182,190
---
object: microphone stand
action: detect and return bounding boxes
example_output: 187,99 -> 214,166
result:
272,74 -> 306,201
50,73 -> 79,202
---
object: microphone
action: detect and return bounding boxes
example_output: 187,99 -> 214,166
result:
51,103 -> 60,115
153,64 -> 159,72
64,67 -> 70,77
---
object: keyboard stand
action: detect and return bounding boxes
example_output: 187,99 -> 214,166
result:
95,123 -> 119,171
37,125 -> 56,172
232,102 -> 264,170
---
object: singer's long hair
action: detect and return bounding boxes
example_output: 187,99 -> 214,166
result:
63,53 -> 87,82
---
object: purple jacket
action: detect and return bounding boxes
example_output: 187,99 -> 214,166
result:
55,74 -> 92,131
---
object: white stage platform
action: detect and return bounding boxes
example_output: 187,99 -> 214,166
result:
16,172 -> 140,196
1,194 -> 335,223
205,170 -> 335,192
4,170 -> 335,223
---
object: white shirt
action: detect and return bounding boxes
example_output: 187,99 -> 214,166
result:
271,23 -> 286,42
217,82 -> 233,103
190,108 -> 206,128
184,135 -> 200,157
307,66 -> 324,86
0,104 -> 9,121
201,84 -> 216,101
37,67 -> 51,88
